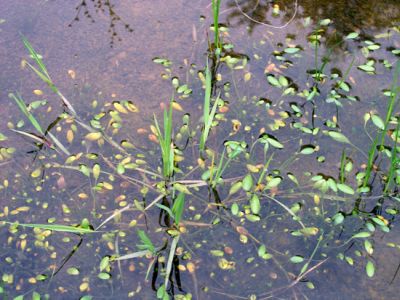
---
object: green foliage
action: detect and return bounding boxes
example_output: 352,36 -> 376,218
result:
211,0 -> 221,54
199,64 -> 219,153
153,99 -> 175,179
136,229 -> 156,254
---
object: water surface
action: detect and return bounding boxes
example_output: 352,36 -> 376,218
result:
1,1 -> 400,299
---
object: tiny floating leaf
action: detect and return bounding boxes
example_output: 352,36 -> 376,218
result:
242,174 -> 254,192
231,203 -> 239,215
352,232 -> 371,239
327,131 -> 350,144
267,75 -> 281,87
249,194 -> 261,215
67,267 -> 80,275
333,212 -> 345,225
265,177 -> 282,189
345,32 -> 359,39
229,181 -> 242,195
366,260 -> 375,277
299,227 -> 319,236
290,255 -> 304,263
284,47 -> 300,54
85,132 -> 102,141
31,168 -> 42,178
98,272 -> 111,280
100,256 -> 110,272
319,19 -> 331,26
371,114 -> 384,130
337,183 -> 355,195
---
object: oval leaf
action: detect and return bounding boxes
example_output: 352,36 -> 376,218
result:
337,183 -> 355,195
327,131 -> 350,144
290,255 -> 304,263
366,260 -> 375,277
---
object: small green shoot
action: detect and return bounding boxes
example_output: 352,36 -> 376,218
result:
136,229 -> 156,254
211,0 -> 221,54
153,99 -> 174,179
200,63 -> 219,153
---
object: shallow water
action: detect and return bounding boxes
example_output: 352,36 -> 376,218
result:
1,1 -> 400,299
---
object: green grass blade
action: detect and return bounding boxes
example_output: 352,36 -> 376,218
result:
22,35 -> 51,80
203,64 -> 212,126
156,203 -> 174,219
114,250 -> 151,260
165,100 -> 174,177
164,235 -> 180,290
200,64 -> 214,152
10,129 -> 46,144
47,131 -> 71,156
154,98 -> 174,178
171,193 -> 185,225
384,117 -> 400,194
379,61 -> 399,151
339,150 -> 346,184
202,95 -> 219,149
22,37 -> 78,116
9,93 -> 44,135
10,93 -> 70,155
212,0 -> 221,50
364,61 -> 400,188
7,222 -> 96,234
25,61 -> 53,87
137,229 -> 155,253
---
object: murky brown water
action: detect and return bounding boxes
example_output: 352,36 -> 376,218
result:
1,1 -> 400,299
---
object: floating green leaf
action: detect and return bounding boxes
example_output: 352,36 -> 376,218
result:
267,75 -> 280,87
98,272 -> 111,280
249,194 -> 261,215
245,214 -> 261,222
278,75 -> 289,87
319,19 -> 331,26
300,146 -> 316,155
100,256 -> 110,272
231,203 -> 239,215
345,32 -> 359,39
265,135 -> 284,149
229,181 -> 242,195
333,213 -> 345,225
352,232 -> 371,239
364,240 -> 374,255
290,255 -> 304,263
67,267 -> 80,275
358,64 -> 375,73
265,177 -> 282,189
337,183 -> 355,195
284,47 -> 300,54
32,292 -> 41,300
242,174 -> 254,192
299,227 -> 319,236
258,244 -> 266,257
366,260 -> 375,277
371,114 -> 384,130
327,131 -> 350,144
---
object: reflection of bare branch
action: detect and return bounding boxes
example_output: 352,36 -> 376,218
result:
259,258 -> 328,300
234,0 -> 298,29
69,0 -> 134,47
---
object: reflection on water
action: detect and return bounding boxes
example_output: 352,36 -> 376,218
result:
227,0 -> 400,38
0,0 -> 400,299
69,0 -> 134,47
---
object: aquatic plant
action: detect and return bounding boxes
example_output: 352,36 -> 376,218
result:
2,6 -> 400,299
153,99 -> 175,179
